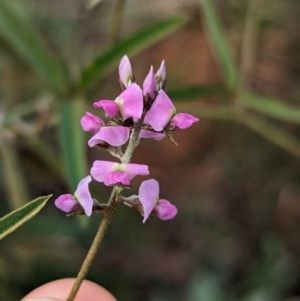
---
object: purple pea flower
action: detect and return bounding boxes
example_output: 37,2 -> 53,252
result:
81,112 -> 105,134
139,129 -> 165,140
91,160 -> 149,187
119,55 -> 133,88
143,66 -> 156,99
54,176 -> 94,216
88,126 -> 130,147
139,179 -> 177,223
145,90 -> 199,131
94,83 -> 143,121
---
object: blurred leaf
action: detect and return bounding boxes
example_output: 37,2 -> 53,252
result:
167,84 -> 227,101
198,0 -> 238,89
81,16 -> 186,87
59,96 -> 87,191
85,0 -> 104,10
0,195 -> 52,240
0,0 -> 68,93
187,273 -> 225,301
242,288 -> 278,301
240,93 -> 300,125
0,137 -> 29,209
236,112 -> 300,160
176,102 -> 234,120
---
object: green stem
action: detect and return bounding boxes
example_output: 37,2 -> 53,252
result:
108,0 -> 126,45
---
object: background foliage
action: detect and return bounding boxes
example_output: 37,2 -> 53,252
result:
1,0 -> 300,300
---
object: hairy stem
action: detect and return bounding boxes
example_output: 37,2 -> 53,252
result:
66,118 -> 143,301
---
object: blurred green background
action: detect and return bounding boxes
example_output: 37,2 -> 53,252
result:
1,0 -> 300,300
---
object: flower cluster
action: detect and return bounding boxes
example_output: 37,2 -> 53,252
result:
54,56 -> 199,223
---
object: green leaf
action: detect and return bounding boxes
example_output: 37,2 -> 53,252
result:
0,195 -> 52,240
0,137 -> 29,209
240,93 -> 300,125
236,112 -> 300,160
0,0 -> 68,93
198,0 -> 238,89
81,16 -> 186,88
59,96 -> 87,191
167,84 -> 227,101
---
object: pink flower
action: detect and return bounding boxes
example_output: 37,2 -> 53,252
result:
143,66 -> 156,99
139,129 -> 165,140
155,60 -> 166,90
94,83 -> 143,121
145,90 -> 199,131
91,161 -> 149,187
88,126 -> 130,147
54,176 -> 94,216
168,113 -> 199,130
119,55 -> 133,88
81,112 -> 104,134
139,179 -> 177,223
144,90 -> 176,131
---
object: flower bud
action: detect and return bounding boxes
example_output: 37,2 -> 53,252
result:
119,55 -> 133,88
81,112 -> 104,134
155,60 -> 166,90
143,66 -> 156,100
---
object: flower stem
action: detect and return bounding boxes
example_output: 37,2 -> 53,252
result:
66,118 -> 144,301
66,187 -> 119,301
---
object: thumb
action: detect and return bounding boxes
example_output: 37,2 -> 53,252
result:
21,278 -> 117,301
22,299 -> 62,301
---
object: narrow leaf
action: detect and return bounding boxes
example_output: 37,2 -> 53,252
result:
198,0 -> 238,89
175,102 -> 234,120
0,195 -> 52,240
0,137 -> 29,209
0,0 -> 68,93
167,84 -> 227,101
81,16 -> 186,87
59,96 -> 87,191
236,112 -> 300,160
240,93 -> 300,125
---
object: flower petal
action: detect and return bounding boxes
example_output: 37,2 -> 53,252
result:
104,171 -> 131,186
155,60 -> 166,90
88,126 -> 130,147
139,179 -> 160,223
74,176 -> 94,216
169,113 -> 199,130
54,194 -> 78,213
119,55 -> 133,88
143,66 -> 156,99
154,199 -> 177,220
116,83 -> 143,120
91,160 -> 116,183
93,100 -> 119,119
80,112 -> 104,134
125,163 -> 149,180
139,129 -> 165,140
144,90 -> 175,131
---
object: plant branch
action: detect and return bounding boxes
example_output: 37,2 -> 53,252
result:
66,118 -> 144,301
